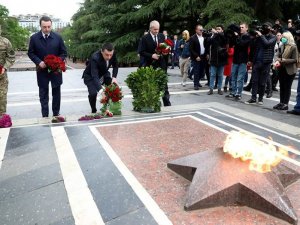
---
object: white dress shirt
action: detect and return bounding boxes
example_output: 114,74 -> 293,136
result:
197,35 -> 205,55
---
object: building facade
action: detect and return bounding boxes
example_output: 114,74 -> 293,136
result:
13,14 -> 69,31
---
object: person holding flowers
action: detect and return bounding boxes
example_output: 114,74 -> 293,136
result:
139,20 -> 171,106
28,16 -> 67,118
82,43 -> 118,113
0,25 -> 15,128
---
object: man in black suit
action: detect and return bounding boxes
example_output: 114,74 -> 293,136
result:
82,43 -> 118,113
28,16 -> 67,118
189,24 -> 208,90
139,20 -> 171,106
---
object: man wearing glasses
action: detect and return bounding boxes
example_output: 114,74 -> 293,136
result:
189,25 -> 208,90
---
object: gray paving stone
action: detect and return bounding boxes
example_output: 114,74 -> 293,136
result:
0,147 -> 59,182
0,163 -> 62,201
65,126 -> 145,222
49,216 -> 75,225
5,126 -> 54,158
106,207 -> 158,225
0,181 -> 73,225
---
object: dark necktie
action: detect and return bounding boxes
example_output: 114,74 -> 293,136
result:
154,35 -> 157,46
45,34 -> 48,40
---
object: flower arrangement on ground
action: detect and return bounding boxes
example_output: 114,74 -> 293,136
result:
155,39 -> 173,55
125,66 -> 168,113
78,113 -> 103,121
51,115 -> 66,123
44,55 -> 66,74
0,114 -> 12,128
100,82 -> 123,115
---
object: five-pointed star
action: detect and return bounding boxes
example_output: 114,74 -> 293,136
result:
167,148 -> 299,225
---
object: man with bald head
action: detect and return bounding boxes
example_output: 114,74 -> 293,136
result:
139,20 -> 171,106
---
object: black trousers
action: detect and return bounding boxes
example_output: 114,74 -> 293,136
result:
278,67 -> 295,104
271,69 -> 279,89
39,86 -> 61,117
152,57 -> 171,106
251,62 -> 271,101
85,81 -> 99,113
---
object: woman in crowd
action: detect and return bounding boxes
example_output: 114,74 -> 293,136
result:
179,30 -> 191,87
273,31 -> 298,110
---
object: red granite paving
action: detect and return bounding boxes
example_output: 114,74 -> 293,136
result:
97,116 -> 300,225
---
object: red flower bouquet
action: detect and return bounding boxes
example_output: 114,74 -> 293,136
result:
0,114 -> 12,128
100,82 -> 123,115
51,115 -> 66,123
156,39 -> 174,55
0,64 -> 3,74
78,113 -> 103,121
44,55 -> 66,74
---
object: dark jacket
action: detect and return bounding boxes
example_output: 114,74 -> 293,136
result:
207,32 -> 228,66
139,32 -> 167,70
232,33 -> 251,64
28,31 -> 67,88
82,51 -> 118,92
251,33 -> 276,64
189,34 -> 208,61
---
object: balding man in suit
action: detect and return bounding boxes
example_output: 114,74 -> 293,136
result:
139,20 -> 171,106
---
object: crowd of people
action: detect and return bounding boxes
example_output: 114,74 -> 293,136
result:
137,19 -> 300,115
0,17 -> 300,126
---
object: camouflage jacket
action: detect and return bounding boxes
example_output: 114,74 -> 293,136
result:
0,36 -> 15,70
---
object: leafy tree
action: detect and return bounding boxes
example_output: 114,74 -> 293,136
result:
65,0 -> 300,65
0,5 -> 30,50
203,0 -> 253,28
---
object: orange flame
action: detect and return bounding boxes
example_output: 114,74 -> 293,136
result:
223,131 -> 288,173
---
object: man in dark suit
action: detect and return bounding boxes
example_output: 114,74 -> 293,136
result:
189,24 -> 208,90
171,35 -> 180,69
82,43 -> 118,113
139,20 -> 171,106
28,16 -> 67,118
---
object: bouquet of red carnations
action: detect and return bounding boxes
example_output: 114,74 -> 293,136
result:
155,39 -> 174,55
100,82 -> 123,115
0,64 -> 3,73
44,55 -> 66,74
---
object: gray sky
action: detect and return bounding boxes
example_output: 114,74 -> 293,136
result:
1,0 -> 84,22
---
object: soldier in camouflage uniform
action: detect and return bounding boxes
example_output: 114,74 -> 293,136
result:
0,25 -> 16,116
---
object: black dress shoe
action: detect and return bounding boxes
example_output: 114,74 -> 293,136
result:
194,86 -> 199,90
278,104 -> 288,110
273,103 -> 283,109
287,110 -> 300,115
163,101 -> 171,106
272,87 -> 278,92
266,93 -> 272,98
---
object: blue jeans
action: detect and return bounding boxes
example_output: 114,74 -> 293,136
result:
210,66 -> 224,89
294,71 -> 300,112
231,63 -> 247,96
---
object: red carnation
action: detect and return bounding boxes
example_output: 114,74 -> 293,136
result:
165,39 -> 174,47
44,55 -> 66,74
